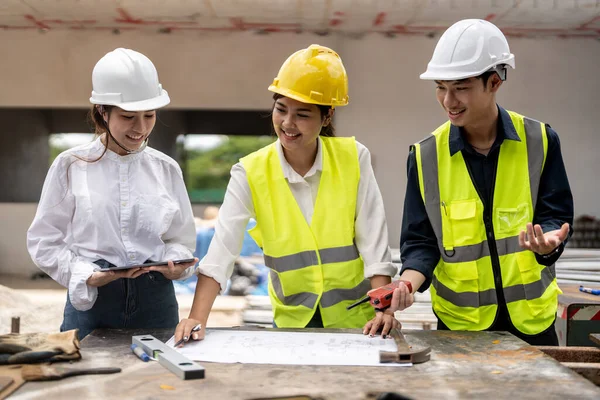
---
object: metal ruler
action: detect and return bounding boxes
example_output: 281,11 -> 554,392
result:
132,335 -> 205,380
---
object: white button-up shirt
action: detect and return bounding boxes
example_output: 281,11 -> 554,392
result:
27,137 -> 196,311
198,138 -> 398,291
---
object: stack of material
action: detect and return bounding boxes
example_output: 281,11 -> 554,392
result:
556,248 -> 600,286
569,215 -> 600,248
228,256 -> 269,296
394,290 -> 436,330
242,295 -> 273,327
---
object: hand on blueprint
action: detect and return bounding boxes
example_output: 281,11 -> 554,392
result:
174,318 -> 205,347
362,309 -> 400,338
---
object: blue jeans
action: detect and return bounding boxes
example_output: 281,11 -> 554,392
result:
60,260 -> 179,340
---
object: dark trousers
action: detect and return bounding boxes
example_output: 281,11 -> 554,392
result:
436,303 -> 559,346
61,260 -> 179,340
273,309 -> 324,328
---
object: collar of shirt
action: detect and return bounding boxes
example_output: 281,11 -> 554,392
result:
275,137 -> 323,183
90,136 -> 145,163
449,105 -> 521,156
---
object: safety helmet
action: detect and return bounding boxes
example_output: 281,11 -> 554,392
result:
268,44 -> 349,107
90,48 -> 170,111
420,19 -> 515,81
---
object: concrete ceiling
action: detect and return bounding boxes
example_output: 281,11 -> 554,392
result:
0,0 -> 599,38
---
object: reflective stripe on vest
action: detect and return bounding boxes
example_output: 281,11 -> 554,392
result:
264,244 -> 360,273
270,270 -> 371,309
431,263 -> 556,307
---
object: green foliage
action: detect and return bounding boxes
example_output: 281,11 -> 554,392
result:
186,135 -> 274,203
50,146 -> 68,165
48,134 -> 274,204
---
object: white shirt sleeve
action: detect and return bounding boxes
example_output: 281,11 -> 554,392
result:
27,156 -> 99,311
354,141 -> 398,278
195,162 -> 253,292
162,164 -> 198,281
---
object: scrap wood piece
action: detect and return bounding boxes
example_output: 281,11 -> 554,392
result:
561,362 -> 600,386
590,333 -> 600,348
536,346 -> 600,363
0,365 -> 24,400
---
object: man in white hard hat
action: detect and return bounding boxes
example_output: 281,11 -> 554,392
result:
390,19 -> 573,345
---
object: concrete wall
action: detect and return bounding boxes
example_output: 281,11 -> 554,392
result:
0,203 -> 38,276
0,110 -> 49,202
0,29 -> 598,275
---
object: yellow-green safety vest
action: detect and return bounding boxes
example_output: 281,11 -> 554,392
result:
413,110 -> 561,335
241,136 -> 374,328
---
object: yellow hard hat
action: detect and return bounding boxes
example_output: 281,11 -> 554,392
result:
268,44 -> 349,107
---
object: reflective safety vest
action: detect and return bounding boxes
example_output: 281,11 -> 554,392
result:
241,137 -> 374,328
413,111 -> 561,335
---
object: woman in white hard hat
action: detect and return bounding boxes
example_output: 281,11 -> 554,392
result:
394,19 -> 573,346
174,44 -> 401,345
27,48 -> 198,339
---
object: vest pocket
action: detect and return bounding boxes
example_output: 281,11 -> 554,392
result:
443,261 -> 479,287
495,204 -> 530,236
515,252 -> 546,316
437,261 -> 480,323
445,199 -> 479,247
435,261 -> 481,325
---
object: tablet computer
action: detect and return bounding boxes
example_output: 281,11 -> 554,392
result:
98,258 -> 196,272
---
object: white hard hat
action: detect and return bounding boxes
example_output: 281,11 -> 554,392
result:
90,48 -> 170,111
420,19 -> 515,81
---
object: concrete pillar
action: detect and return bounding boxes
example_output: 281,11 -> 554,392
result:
0,109 -> 49,202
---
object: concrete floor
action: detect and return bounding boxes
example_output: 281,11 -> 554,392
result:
0,274 -> 247,335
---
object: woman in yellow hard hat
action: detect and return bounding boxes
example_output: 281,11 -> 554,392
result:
175,45 -> 398,342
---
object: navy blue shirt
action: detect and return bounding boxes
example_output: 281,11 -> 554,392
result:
400,106 -> 574,292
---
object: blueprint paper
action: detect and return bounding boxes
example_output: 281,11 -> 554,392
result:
166,329 -> 411,367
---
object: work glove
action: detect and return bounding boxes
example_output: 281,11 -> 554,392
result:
0,330 -> 80,365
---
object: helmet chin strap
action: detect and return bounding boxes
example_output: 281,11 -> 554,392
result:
100,107 -> 148,154
488,64 -> 507,81
108,131 -> 148,154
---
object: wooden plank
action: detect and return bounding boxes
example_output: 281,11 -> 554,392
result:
591,333 -> 600,348
562,362 -> 600,386
10,328 -> 600,400
537,346 -> 600,363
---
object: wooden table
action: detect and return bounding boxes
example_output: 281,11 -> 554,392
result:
11,328 -> 600,400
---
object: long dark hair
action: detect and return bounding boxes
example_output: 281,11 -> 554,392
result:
85,104 -> 113,162
272,93 -> 335,137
